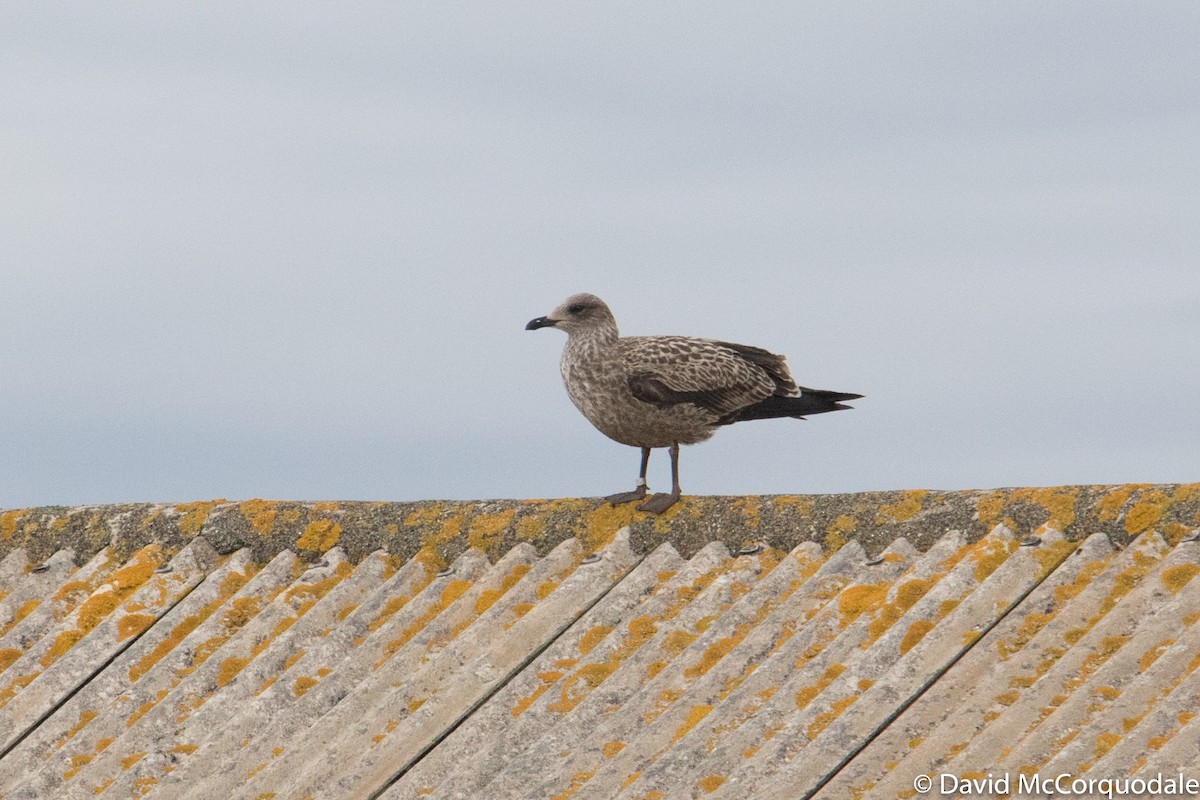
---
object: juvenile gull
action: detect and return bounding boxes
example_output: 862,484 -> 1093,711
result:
526,293 -> 862,513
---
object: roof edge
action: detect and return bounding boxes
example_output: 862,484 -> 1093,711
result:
2,484 -> 1197,568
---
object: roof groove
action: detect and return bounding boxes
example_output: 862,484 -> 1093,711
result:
790,527 -> 1079,800
399,542 -> 727,799
371,531 -> 654,800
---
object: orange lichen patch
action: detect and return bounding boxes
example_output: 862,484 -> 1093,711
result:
467,509 -> 516,552
684,635 -> 741,680
900,619 -> 936,655
672,704 -> 713,743
41,629 -> 85,668
773,495 -> 815,515
1009,486 -> 1079,531
1140,639 -> 1175,673
216,655 -> 251,687
117,612 -> 157,642
295,519 -> 341,551
995,689 -> 1020,706
1098,486 -> 1136,522
175,500 -> 225,536
824,515 -> 858,553
1125,490 -> 1171,535
55,709 -> 99,750
474,564 -> 531,616
293,675 -> 318,696
124,687 -> 167,728
661,629 -> 698,658
866,577 -> 936,643
808,694 -> 857,739
976,492 -> 1006,527
128,567 -> 254,683
1093,731 -> 1121,758
537,580 -> 559,600
969,535 -> 1017,583
642,688 -> 685,725
1093,685 -> 1121,701
54,579 -> 93,604
375,579 -> 473,668
795,664 -> 847,709
43,548 -> 167,665
371,719 -> 400,745
602,740 -> 625,758
876,490 -> 927,524
1033,538 -> 1077,578
550,769 -> 596,800
1,597 -> 40,637
238,499 -> 279,537
62,751 -> 95,780
368,590 -> 421,633
121,751 -> 148,770
0,509 -> 28,540
0,647 -> 24,673
838,584 -> 888,626
1065,635 -> 1131,692
578,502 -> 638,552
698,774 -> 726,793
511,671 -> 563,717
1161,564 -> 1200,594
579,625 -> 614,656
515,514 -> 545,542
285,561 -> 354,608
545,611 -> 667,715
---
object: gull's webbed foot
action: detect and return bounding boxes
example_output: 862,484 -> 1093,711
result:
605,486 -> 648,505
637,491 -> 680,514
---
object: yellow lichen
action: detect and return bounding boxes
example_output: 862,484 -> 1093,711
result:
876,490 -> 928,524
296,519 -> 341,551
117,613 -> 157,642
807,695 -> 856,739
1125,490 -> 1170,535
216,656 -> 250,687
838,584 -> 888,626
1161,564 -> 1200,595
672,704 -> 713,743
467,509 -> 516,552
602,740 -> 625,758
579,625 -> 614,656
698,774 -> 726,793
240,499 -> 278,537
175,501 -> 224,536
900,619 -> 936,655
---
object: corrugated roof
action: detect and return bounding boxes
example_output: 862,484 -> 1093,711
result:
0,486 -> 1197,799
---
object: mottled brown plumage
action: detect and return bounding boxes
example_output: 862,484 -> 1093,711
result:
526,293 -> 861,513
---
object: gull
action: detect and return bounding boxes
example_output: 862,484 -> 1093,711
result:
526,293 -> 862,513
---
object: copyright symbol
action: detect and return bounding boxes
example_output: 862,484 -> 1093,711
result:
913,774 -> 932,793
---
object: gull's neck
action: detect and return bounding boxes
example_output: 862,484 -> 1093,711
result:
564,320 -> 619,360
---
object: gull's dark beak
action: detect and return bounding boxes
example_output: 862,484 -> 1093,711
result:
525,316 -> 557,330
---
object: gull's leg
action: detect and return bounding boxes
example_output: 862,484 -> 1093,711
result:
638,442 -> 681,513
604,447 -> 651,505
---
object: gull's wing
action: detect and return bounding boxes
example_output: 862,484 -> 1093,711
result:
619,336 -> 795,416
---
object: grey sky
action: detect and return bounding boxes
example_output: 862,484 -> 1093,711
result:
2,3 -> 1197,507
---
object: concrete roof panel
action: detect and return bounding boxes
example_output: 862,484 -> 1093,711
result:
0,485 -> 1196,799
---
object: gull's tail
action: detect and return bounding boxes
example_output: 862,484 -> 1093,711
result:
719,387 -> 863,424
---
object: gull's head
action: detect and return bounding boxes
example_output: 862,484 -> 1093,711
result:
526,293 -> 616,336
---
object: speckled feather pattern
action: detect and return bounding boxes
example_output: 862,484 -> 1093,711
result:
556,306 -> 798,449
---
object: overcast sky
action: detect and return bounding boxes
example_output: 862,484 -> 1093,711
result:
2,3 -> 1197,508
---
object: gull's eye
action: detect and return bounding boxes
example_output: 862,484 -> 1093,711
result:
567,303 -> 587,314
